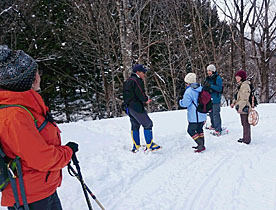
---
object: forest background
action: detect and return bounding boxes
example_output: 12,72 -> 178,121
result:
0,0 -> 275,123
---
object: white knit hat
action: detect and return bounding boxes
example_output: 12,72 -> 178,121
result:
207,64 -> 216,72
184,73 -> 196,84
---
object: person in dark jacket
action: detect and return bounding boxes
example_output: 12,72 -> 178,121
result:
0,45 -> 78,210
123,64 -> 161,152
203,64 -> 223,136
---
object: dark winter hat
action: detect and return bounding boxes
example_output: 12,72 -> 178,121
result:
0,45 -> 38,91
235,70 -> 247,81
133,64 -> 147,73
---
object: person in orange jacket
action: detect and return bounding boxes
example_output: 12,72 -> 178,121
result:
0,45 -> 78,210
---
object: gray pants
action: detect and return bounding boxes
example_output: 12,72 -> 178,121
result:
210,103 -> 222,132
128,107 -> 153,130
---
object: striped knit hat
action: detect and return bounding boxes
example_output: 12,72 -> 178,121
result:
0,45 -> 38,91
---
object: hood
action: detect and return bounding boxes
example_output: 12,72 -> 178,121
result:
0,89 -> 47,116
190,83 -> 202,93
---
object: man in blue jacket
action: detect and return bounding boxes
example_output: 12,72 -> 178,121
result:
123,64 -> 161,152
179,73 -> 207,153
203,64 -> 223,136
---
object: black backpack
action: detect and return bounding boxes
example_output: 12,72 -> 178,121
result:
249,83 -> 258,107
0,105 -> 50,210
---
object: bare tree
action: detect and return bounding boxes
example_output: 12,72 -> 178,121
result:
248,0 -> 276,102
117,0 -> 134,80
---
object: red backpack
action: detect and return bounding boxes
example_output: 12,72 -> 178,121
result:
193,90 -> 213,113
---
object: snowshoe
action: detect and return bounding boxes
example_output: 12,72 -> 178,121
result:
131,145 -> 145,153
145,143 -> 162,152
210,128 -> 229,136
205,125 -> 215,130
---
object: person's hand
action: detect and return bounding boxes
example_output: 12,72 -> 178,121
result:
203,81 -> 211,89
230,104 -> 234,108
237,109 -> 242,114
145,99 -> 152,104
66,142 -> 79,153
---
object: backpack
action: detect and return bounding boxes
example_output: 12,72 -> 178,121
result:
122,79 -> 131,113
235,82 -> 258,108
213,74 -> 224,94
193,90 -> 213,113
0,104 -> 50,210
249,83 -> 258,107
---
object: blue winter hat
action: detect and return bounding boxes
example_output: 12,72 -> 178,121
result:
133,64 -> 147,73
0,45 -> 38,91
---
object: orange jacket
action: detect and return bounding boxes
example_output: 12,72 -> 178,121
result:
0,89 -> 73,206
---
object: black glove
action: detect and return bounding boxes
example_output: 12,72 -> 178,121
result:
66,142 -> 79,153
203,81 -> 211,89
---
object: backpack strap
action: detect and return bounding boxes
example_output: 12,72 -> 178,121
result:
128,78 -> 147,97
8,157 -> 29,210
191,101 -> 199,123
213,74 -> 221,96
213,74 -> 218,85
0,104 -> 49,132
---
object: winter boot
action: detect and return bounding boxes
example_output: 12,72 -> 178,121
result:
131,130 -> 141,153
192,134 -> 205,149
194,138 -> 205,153
144,129 -> 161,151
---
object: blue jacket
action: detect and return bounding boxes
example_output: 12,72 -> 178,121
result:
204,72 -> 223,104
179,84 -> 207,123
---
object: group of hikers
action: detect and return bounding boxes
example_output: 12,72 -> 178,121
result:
0,45 -> 255,209
123,64 -> 255,153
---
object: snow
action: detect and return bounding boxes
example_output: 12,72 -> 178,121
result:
1,104 -> 276,210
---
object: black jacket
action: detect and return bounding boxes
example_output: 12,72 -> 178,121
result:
123,73 -> 148,113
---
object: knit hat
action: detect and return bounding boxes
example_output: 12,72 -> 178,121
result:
207,64 -> 216,72
0,45 -> 38,91
184,73 -> 196,84
133,64 -> 147,73
235,70 -> 247,81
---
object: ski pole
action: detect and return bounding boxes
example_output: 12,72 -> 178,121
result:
68,164 -> 105,210
70,153 -> 93,210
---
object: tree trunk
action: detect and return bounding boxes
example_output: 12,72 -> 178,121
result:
117,0 -> 133,80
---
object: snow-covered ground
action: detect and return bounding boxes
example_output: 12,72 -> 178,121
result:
1,104 -> 276,210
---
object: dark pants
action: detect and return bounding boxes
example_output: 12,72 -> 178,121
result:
187,122 -> 205,140
8,191 -> 62,210
240,114 -> 251,144
128,107 -> 153,130
210,103 -> 222,132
